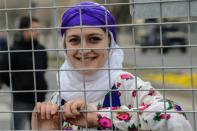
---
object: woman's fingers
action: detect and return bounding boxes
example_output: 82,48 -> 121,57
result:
71,100 -> 84,116
51,103 -> 58,115
32,102 -> 44,130
35,102 -> 42,113
63,101 -> 76,118
40,102 -> 47,119
46,103 -> 52,119
63,99 -> 85,118
35,102 -> 58,120
32,106 -> 39,130
71,103 -> 80,116
31,102 -> 60,130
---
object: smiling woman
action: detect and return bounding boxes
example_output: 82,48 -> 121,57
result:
65,28 -> 109,74
31,1 -> 193,131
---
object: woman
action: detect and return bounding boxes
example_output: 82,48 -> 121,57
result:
32,1 -> 193,131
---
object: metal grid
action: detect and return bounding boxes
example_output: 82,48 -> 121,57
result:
0,0 -> 197,130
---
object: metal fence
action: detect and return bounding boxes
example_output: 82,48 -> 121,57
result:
0,0 -> 197,130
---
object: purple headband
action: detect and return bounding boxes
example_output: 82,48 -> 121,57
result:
61,1 -> 116,41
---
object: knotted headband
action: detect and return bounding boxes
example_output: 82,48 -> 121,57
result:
61,1 -> 116,41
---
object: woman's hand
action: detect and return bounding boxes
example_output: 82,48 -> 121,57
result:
62,99 -> 98,128
31,102 -> 60,130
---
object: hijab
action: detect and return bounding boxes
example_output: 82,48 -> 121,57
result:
58,1 -> 125,102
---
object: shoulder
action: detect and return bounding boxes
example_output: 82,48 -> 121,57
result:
113,72 -> 135,89
113,72 -> 151,90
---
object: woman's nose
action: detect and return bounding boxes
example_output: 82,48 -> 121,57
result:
78,42 -> 92,54
78,48 -> 92,55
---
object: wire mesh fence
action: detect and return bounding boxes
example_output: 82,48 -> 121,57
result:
0,0 -> 197,130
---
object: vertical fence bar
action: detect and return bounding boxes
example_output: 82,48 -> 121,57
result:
3,0 -> 14,130
188,0 -> 196,130
103,0 -> 114,130
28,1 -> 39,130
160,0 -> 168,129
29,0 -> 38,112
131,0 -> 141,130
78,5 -> 89,130
50,0 -> 64,130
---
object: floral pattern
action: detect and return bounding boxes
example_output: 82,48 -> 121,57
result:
148,88 -> 155,96
49,73 -> 192,131
153,112 -> 171,121
97,102 -> 102,110
139,103 -> 150,115
120,74 -> 133,80
116,112 -> 131,121
128,123 -> 140,131
97,115 -> 112,129
116,82 -> 122,88
95,73 -> 192,130
131,90 -> 137,97
174,104 -> 182,111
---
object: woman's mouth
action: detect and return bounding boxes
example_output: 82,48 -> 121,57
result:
77,57 -> 97,63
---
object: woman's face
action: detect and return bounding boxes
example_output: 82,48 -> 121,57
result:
64,28 -> 110,75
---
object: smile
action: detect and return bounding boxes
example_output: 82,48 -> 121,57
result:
77,57 -> 97,62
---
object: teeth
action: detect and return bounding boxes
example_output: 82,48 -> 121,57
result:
79,58 -> 93,62
83,58 -> 91,60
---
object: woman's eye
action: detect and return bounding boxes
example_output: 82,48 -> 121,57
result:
68,38 -> 80,45
89,37 -> 101,43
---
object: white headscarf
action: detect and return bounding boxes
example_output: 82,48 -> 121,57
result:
57,32 -> 125,102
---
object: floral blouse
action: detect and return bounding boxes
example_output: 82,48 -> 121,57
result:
50,73 -> 193,131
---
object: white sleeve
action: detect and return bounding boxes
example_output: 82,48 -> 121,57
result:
96,73 -> 193,131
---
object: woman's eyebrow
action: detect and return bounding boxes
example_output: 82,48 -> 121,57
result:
88,33 -> 104,37
67,33 -> 104,39
66,35 -> 79,39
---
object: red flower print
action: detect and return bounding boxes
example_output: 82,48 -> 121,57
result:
117,82 -> 122,88
132,90 -> 137,97
120,74 -> 133,80
139,103 -> 150,111
116,112 -> 130,121
98,116 -> 112,129
160,114 -> 171,120
111,106 -> 120,110
97,113 -> 102,118
128,105 -> 133,109
148,89 -> 155,96
140,102 -> 145,106
154,112 -> 171,121
97,103 -> 102,110
139,103 -> 150,115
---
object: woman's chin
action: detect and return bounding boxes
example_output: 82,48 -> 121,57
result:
79,70 -> 97,76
